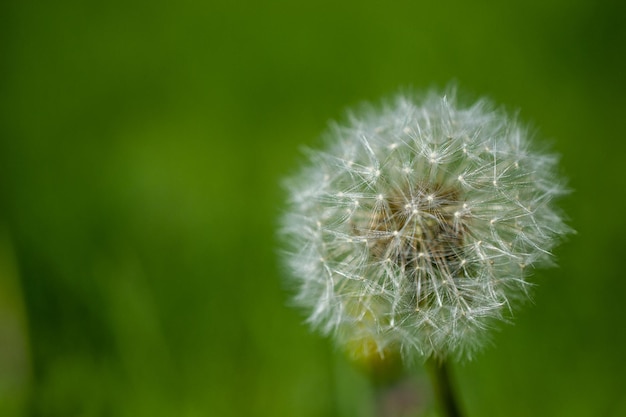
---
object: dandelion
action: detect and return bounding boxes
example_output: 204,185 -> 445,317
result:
280,89 -> 571,365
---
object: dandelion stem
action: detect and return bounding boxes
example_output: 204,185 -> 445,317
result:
428,358 -> 464,417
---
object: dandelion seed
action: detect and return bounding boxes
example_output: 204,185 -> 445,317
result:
281,88 -> 572,362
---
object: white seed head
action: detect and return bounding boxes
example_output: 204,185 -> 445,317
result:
280,90 -> 571,362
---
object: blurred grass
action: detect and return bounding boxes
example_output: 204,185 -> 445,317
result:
1,0 -> 626,416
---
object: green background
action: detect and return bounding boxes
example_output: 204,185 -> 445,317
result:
1,0 -> 625,416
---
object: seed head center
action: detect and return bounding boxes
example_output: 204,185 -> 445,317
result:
361,184 -> 466,274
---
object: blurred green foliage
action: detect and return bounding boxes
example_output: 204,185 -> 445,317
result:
1,0 -> 626,416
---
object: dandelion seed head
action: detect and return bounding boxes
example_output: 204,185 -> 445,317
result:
281,89 -> 571,362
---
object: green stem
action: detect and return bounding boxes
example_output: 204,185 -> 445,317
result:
428,358 -> 464,417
